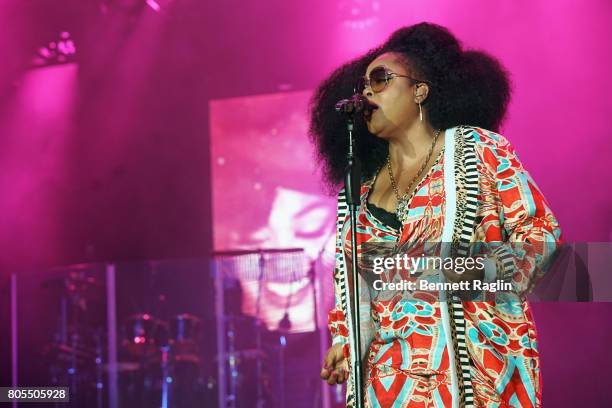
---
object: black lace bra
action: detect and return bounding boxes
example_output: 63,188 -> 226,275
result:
366,201 -> 402,230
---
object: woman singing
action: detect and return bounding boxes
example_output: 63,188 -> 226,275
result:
310,23 -> 562,407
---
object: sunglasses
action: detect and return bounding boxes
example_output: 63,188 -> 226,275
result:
355,66 -> 431,94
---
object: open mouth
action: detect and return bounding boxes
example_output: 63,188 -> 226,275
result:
364,102 -> 378,121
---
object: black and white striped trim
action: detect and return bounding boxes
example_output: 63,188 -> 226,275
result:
492,244 -> 515,282
334,188 -> 357,407
449,126 -> 480,407
455,127 -> 479,259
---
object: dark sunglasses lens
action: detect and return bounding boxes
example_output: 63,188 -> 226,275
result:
369,67 -> 388,92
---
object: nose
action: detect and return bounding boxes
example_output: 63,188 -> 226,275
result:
358,82 -> 372,97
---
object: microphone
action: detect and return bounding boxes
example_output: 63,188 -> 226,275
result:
335,93 -> 375,116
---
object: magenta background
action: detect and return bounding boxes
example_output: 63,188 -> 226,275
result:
0,0 -> 611,405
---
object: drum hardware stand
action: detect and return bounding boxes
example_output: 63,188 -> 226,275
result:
94,329 -> 104,408
255,250 -> 266,408
278,333 -> 287,408
144,260 -> 173,408
160,345 -> 172,408
276,256 -> 298,408
67,278 -> 86,406
226,318 -> 239,407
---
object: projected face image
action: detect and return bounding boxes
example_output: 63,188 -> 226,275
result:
210,90 -> 337,255
210,91 -> 337,333
247,187 -> 336,259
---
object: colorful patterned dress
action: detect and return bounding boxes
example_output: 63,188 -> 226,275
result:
327,126 -> 563,408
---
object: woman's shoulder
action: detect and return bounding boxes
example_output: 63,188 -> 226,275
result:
458,125 -> 521,172
461,126 -> 516,159
458,125 -> 514,150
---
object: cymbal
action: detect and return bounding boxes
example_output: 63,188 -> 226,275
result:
211,247 -> 304,257
214,349 -> 267,362
102,362 -> 140,373
41,274 -> 103,295
174,354 -> 201,364
223,315 -> 260,323
44,343 -> 96,360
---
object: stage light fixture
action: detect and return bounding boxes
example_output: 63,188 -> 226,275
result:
31,31 -> 77,68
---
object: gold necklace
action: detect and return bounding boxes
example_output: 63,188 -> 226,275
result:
387,128 -> 442,221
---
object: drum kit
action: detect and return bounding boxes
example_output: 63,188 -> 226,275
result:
37,247 -> 316,408
117,312 -> 204,408
41,267 -> 208,408
122,312 -> 202,359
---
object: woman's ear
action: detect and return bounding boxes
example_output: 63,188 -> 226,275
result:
414,83 -> 430,104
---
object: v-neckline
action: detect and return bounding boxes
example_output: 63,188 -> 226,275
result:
364,144 -> 445,226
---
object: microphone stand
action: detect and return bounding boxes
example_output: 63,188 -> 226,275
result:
340,112 -> 364,408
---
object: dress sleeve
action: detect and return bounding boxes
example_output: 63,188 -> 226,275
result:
328,196 -> 350,353
477,131 -> 564,297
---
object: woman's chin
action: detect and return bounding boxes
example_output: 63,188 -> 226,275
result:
366,121 -> 380,136
367,123 -> 388,139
